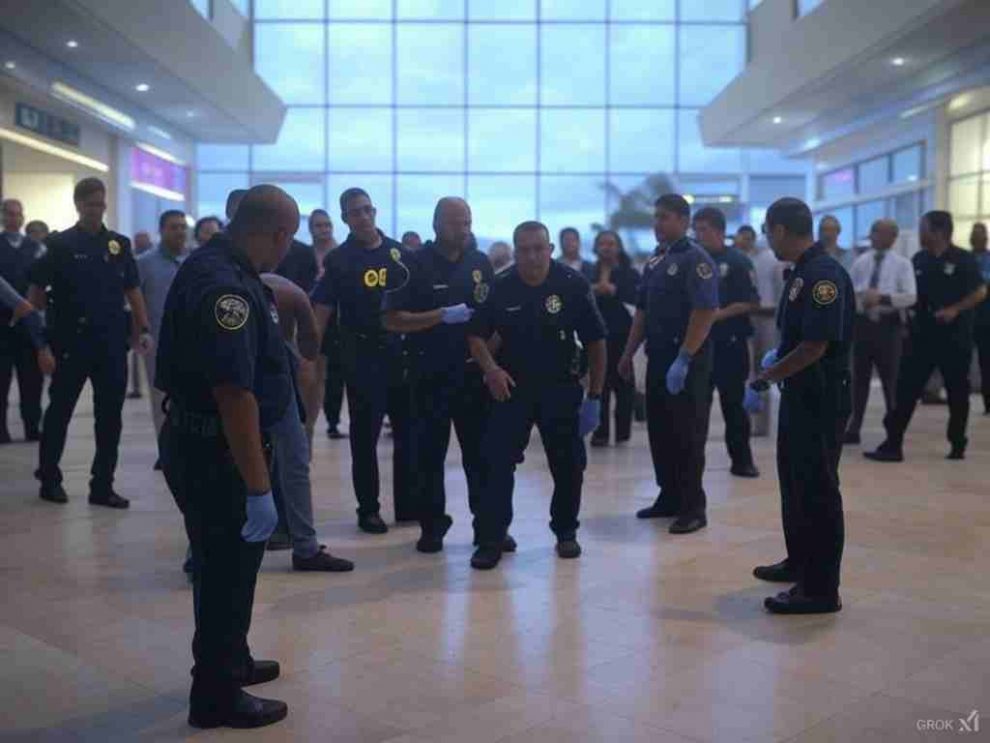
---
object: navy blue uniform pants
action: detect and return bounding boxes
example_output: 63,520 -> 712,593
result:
476,382 -> 585,545
0,326 -> 42,436
37,341 -> 126,490
710,336 -> 755,468
646,346 -> 712,518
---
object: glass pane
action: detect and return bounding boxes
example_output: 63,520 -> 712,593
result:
948,176 -> 979,216
892,145 -> 923,183
540,0 -> 606,21
893,191 -> 920,230
258,179 -> 325,237
610,0 -> 675,20
468,25 -> 537,105
748,175 -> 806,206
680,0 -> 744,22
541,109 -> 606,174
854,200 -> 886,242
820,167 -> 855,201
609,25 -> 675,106
197,144 -> 249,171
677,109 -> 742,173
397,0 -> 464,18
539,176 -> 606,251
468,0 -> 535,20
678,25 -> 744,107
255,0 -> 323,20
396,109 -> 465,172
541,26 -> 606,106
601,174 -> 662,255
797,0 -> 825,17
254,23 -> 325,105
396,24 -> 463,105
609,109 -> 675,174
328,24 -> 393,105
197,172 -> 248,221
328,108 -> 392,172
858,155 -> 889,194
396,174 -> 465,239
468,175 -> 537,244
744,148 -> 808,174
983,115 -> 990,171
982,175 -> 990,216
230,0 -> 248,15
468,109 -> 537,173
189,0 -> 209,19
950,115 -> 982,176
326,174 -> 394,236
252,108 -> 326,171
328,0 -> 391,19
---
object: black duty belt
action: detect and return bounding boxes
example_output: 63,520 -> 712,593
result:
167,405 -> 222,437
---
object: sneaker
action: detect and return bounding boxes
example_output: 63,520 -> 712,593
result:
293,545 -> 354,572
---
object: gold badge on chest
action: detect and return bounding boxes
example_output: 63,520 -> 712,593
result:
108,239 -> 121,256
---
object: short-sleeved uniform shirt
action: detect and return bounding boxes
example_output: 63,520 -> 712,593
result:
708,245 -> 759,344
911,245 -> 985,344
310,232 -> 410,346
776,242 -> 854,388
155,233 -> 292,431
28,224 -> 138,346
468,262 -> 606,387
381,240 -> 494,374
0,233 -> 44,326
637,236 -> 719,354
275,239 -> 318,294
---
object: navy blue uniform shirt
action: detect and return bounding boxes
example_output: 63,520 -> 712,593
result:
382,239 -> 494,373
709,245 -> 759,343
637,236 -> 719,353
468,262 -> 606,386
0,233 -> 44,325
28,224 -> 138,346
275,239 -> 318,294
911,245 -> 984,343
585,262 -> 640,338
154,233 -> 292,431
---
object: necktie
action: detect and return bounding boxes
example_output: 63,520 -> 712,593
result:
868,251 -> 884,289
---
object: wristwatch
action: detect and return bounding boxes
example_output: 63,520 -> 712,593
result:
749,378 -> 770,393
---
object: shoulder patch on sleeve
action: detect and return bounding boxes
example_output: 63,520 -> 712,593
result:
696,261 -> 714,280
811,280 -> 838,306
215,294 -> 250,331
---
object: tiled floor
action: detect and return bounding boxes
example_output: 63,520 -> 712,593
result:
0,386 -> 987,741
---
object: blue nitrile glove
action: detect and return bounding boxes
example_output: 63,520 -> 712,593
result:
17,310 -> 47,350
665,350 -> 691,395
242,491 -> 278,543
761,348 -> 779,370
440,303 -> 474,325
743,386 -> 764,414
579,396 -> 602,437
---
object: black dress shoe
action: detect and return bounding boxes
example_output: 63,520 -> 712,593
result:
864,443 -> 903,463
842,431 -> 861,445
636,498 -> 678,519
753,559 -> 800,583
555,538 -> 582,559
502,534 -> 517,553
88,490 -> 130,509
127,390 -> 142,400
327,426 -> 346,440
669,514 -> 707,534
589,436 -> 608,448
188,690 -> 288,729
947,445 -> 966,461
153,458 -> 162,471
358,513 -> 388,534
242,660 -> 280,686
266,531 -> 292,551
730,463 -> 760,478
39,483 -> 68,503
470,544 -> 502,570
764,588 -> 841,615
293,545 -> 354,572
615,434 -> 631,444
416,515 -> 453,554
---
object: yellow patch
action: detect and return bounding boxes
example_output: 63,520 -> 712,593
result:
363,268 -> 387,288
472,269 -> 482,283
812,280 -> 838,306
545,294 -> 563,315
474,282 -> 489,304
696,262 -> 714,280
390,248 -> 402,262
107,239 -> 121,256
215,294 -> 249,331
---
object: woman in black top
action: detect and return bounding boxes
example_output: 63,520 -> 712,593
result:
587,230 -> 640,446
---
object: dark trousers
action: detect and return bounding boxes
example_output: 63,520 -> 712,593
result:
594,334 -> 634,442
646,346 -> 712,518
322,332 -> 344,429
975,323 -> 990,412
159,416 -> 265,716
884,333 -> 972,449
777,381 -> 848,596
847,315 -> 903,436
37,343 -> 127,489
342,339 -> 414,519
411,366 -> 489,535
0,327 -> 42,436
476,381 -> 585,545
710,337 -> 755,468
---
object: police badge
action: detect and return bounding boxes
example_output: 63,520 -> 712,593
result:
473,282 -> 489,304
545,294 -> 563,314
215,294 -> 250,331
108,239 -> 121,256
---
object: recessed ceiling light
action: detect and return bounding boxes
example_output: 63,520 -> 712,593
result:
3,61 -> 15,70
135,83 -> 150,92
772,116 -> 783,124
890,57 -> 905,66
66,40 -> 79,49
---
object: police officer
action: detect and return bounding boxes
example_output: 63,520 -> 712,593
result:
0,198 -> 45,443
27,178 -> 153,507
467,221 -> 605,570
311,188 -> 415,533
618,194 -> 719,534
865,211 -> 986,462
746,197 -> 853,614
156,185 -> 295,729
693,207 -> 760,477
383,197 -> 505,553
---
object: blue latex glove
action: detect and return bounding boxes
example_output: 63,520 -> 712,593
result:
242,491 -> 278,543
665,351 -> 691,395
743,386 -> 764,414
440,303 -> 474,325
761,348 -> 779,371
579,397 -> 601,437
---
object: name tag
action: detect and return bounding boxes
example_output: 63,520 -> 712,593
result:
506,306 -> 521,313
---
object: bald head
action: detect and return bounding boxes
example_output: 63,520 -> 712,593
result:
229,185 -> 300,271
433,196 -> 472,251
869,218 -> 899,252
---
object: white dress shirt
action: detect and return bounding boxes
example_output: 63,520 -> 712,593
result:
849,248 -> 916,320
752,247 -> 786,309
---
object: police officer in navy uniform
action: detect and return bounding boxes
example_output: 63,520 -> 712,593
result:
746,197 -> 853,614
693,206 -> 761,478
383,197 -> 507,553
865,211 -> 986,462
467,221 -> 606,570
156,185 -> 296,729
618,194 -> 719,535
26,178 -> 153,507
311,188 -> 415,533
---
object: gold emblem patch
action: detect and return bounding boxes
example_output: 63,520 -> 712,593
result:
108,239 -> 121,256
363,268 -> 387,288
474,282 -> 489,304
789,277 -> 804,302
215,294 -> 250,331
812,280 -> 838,306
472,269 -> 482,283
697,262 -> 714,280
390,248 -> 401,262
545,294 -> 563,314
